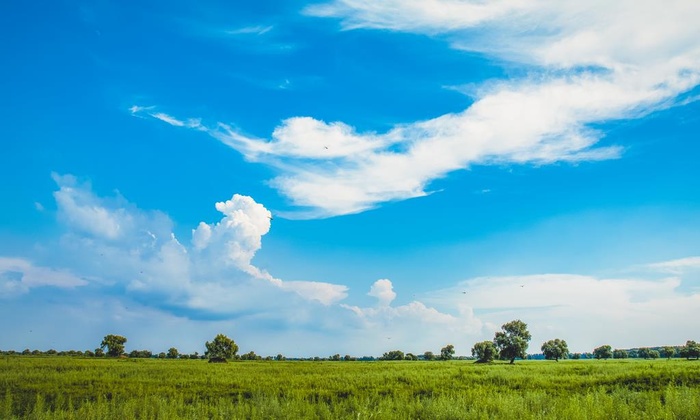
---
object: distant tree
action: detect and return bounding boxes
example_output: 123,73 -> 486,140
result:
440,345 -> 455,361
541,339 -> 569,362
494,320 -> 532,364
382,350 -> 405,361
344,355 -> 356,361
405,353 -> 418,361
423,351 -> 436,361
661,346 -> 676,359
189,352 -> 200,360
94,348 -> 104,357
84,350 -> 94,357
613,349 -> 629,359
129,349 -> 152,358
22,349 -> 30,355
101,335 -> 127,357
205,334 -> 238,361
240,351 -> 260,360
593,345 -> 613,360
471,341 -> 498,363
680,340 -> 700,360
276,354 -> 285,361
638,348 -> 651,359
167,347 -> 179,359
158,352 -> 166,359
329,354 -> 342,361
572,353 -> 581,360
648,350 -> 660,359
46,349 -> 57,355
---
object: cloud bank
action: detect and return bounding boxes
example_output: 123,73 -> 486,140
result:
2,175 -> 699,354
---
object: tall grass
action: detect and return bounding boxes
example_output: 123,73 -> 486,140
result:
2,357 -> 699,419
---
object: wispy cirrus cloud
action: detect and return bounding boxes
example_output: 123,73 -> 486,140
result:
133,1 -> 700,218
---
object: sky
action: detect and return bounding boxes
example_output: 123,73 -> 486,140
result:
1,0 -> 699,358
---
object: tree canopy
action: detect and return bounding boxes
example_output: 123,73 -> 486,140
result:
593,345 -> 613,360
494,320 -> 531,364
204,334 -> 238,361
100,335 -> 127,357
440,345 -> 455,361
471,341 -> 498,363
680,340 -> 700,360
541,339 -> 569,361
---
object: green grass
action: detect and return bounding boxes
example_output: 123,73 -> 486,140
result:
2,357 -> 699,419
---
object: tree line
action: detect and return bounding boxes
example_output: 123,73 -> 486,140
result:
3,321 -> 699,362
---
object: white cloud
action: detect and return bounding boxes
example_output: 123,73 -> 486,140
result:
0,257 -> 87,297
49,174 -> 347,311
367,279 -> 396,306
426,268 -> 700,351
134,1 -> 700,218
225,25 -> 274,36
648,256 -> 700,274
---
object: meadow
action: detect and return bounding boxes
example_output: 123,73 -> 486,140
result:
1,356 -> 699,419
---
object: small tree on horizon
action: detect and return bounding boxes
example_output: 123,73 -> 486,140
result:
205,334 -> 238,361
440,345 -> 455,361
593,345 -> 613,360
471,341 -> 498,363
680,340 -> 700,360
661,346 -> 676,359
613,349 -> 629,359
494,320 -> 531,364
541,339 -> 569,361
100,335 -> 127,357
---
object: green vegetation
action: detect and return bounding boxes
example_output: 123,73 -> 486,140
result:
494,319 -> 531,364
541,339 -> 569,362
2,357 -> 699,419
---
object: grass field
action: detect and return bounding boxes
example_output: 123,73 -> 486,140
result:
2,356 -> 699,419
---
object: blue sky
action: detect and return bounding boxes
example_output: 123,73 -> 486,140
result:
1,0 -> 699,357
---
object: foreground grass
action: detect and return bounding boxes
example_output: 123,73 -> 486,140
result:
1,357 -> 699,419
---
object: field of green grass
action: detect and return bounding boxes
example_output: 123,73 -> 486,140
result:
2,356 -> 699,419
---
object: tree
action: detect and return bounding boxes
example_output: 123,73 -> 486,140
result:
494,320 -> 531,364
541,339 -> 569,361
593,345 -> 612,360
679,340 -> 700,360
382,350 -> 405,360
405,353 -> 418,361
167,347 -> 179,359
613,349 -> 629,359
661,346 -> 676,359
638,348 -> 652,359
205,334 -> 238,361
440,345 -> 455,361
423,351 -> 436,361
100,335 -> 127,357
471,341 -> 498,363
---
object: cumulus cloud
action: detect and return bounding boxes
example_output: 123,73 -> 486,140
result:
367,279 -> 396,306
134,1 -> 700,218
48,174 -> 347,312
